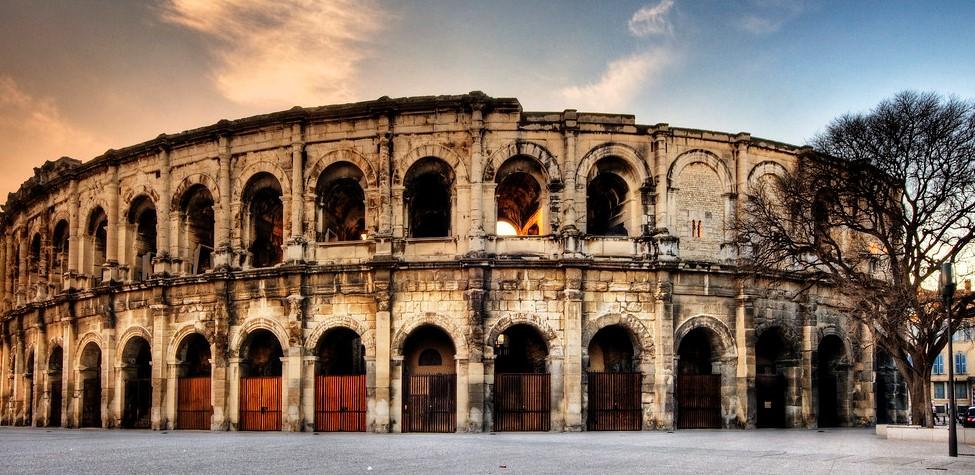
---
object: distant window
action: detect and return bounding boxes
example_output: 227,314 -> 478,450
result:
955,382 -> 969,399
934,382 -> 946,399
418,348 -> 442,366
933,354 -> 944,374
956,353 -> 967,374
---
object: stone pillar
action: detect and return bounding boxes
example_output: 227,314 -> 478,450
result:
468,106 -> 485,254
376,125 -> 394,255
150,302 -> 170,429
456,357 -> 469,432
735,291 -> 755,428
105,164 -> 120,283
3,234 -> 11,307
61,324 -> 74,428
389,357 -> 402,433
154,147 -> 172,276
226,357 -> 240,430
653,126 -> 670,232
482,356 -> 495,431
101,329 -> 116,428
67,182 -> 81,288
164,361 -> 178,430
214,136 -> 234,269
211,337 -> 230,431
562,267 -> 583,431
285,123 -> 306,263
563,111 -> 578,229
372,290 -> 391,432
18,231 -> 28,303
301,355 -> 316,431
283,349 -> 301,431
653,277 -> 675,429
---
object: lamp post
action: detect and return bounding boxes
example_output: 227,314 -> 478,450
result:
940,261 -> 957,457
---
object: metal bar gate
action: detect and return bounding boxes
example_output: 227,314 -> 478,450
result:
587,372 -> 642,431
494,373 -> 551,431
403,374 -> 456,433
239,376 -> 282,431
676,374 -> 721,429
177,376 -> 212,430
315,375 -> 366,432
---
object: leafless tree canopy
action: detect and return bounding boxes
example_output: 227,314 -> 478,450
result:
737,91 -> 975,426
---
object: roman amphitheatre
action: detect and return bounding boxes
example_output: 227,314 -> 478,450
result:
0,92 -> 893,432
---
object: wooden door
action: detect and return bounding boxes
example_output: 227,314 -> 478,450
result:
315,375 -> 366,432
403,374 -> 456,432
239,376 -> 281,431
177,376 -> 212,430
676,374 -> 721,429
81,378 -> 101,428
756,374 -> 786,428
587,372 -> 642,431
49,382 -> 62,427
494,373 -> 551,431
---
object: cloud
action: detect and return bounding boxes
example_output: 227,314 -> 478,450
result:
735,0 -> 807,35
0,76 -> 106,199
628,0 -> 675,37
559,49 -> 672,111
159,0 -> 385,107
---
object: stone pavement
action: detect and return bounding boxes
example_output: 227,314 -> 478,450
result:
1,427 -> 973,474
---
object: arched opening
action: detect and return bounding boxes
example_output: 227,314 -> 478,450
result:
586,325 -> 641,431
493,324 -> 551,431
79,342 -> 102,427
586,174 -> 629,236
816,335 -> 848,427
24,350 -> 35,425
126,196 -> 157,281
755,327 -> 794,428
402,325 -> 456,432
47,346 -> 63,427
404,157 -> 453,238
495,157 -> 545,236
176,333 -> 212,430
315,163 -> 366,242
314,328 -> 366,431
86,207 -> 109,282
120,336 -> 152,429
238,329 -> 283,431
676,327 -> 722,429
242,173 -> 284,268
179,184 -> 215,274
673,162 -> 724,260
28,233 -> 42,292
51,220 -> 70,289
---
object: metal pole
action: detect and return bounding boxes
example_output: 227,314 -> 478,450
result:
947,296 -> 957,457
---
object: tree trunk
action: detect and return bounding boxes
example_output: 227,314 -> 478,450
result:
905,369 -> 934,428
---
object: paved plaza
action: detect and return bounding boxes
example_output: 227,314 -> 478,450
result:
1,427 -> 974,474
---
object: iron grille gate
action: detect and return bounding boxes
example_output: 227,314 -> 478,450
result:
587,372 -> 642,431
315,375 -> 366,432
239,376 -> 282,431
494,373 -> 551,431
177,376 -> 212,430
403,374 -> 456,433
676,374 -> 721,429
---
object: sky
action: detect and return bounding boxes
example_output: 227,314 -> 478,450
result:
1,0 -> 974,201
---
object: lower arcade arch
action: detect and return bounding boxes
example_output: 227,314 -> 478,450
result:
755,327 -> 797,428
47,346 -> 63,427
79,342 -> 102,428
585,325 -> 642,431
314,328 -> 367,432
120,336 -> 152,428
816,335 -> 849,427
492,324 -> 551,432
675,327 -> 723,429
238,329 -> 284,431
175,333 -> 212,430
402,325 -> 457,433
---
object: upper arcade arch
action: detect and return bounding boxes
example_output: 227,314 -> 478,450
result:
396,143 -> 468,186
485,141 -> 561,185
666,149 -> 735,193
576,143 -> 650,189
305,148 -> 378,191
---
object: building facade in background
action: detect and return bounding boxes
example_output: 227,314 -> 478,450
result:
0,93 -> 881,432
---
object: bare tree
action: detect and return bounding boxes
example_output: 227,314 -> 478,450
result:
737,91 -> 975,427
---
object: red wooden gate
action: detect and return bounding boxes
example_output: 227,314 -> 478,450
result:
587,372 -> 642,431
239,376 -> 281,431
676,374 -> 721,429
403,374 -> 456,433
177,376 -> 212,430
494,373 -> 551,431
315,375 -> 366,432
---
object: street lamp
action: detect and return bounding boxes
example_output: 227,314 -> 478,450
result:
939,261 -> 957,457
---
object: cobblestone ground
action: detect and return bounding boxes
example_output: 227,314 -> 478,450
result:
1,427 -> 974,474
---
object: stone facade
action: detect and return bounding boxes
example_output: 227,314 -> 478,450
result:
0,92 -> 876,431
